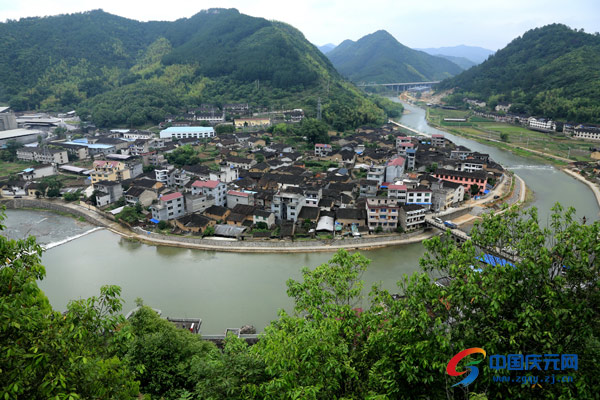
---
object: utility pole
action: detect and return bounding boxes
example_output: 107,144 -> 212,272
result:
568,147 -> 571,159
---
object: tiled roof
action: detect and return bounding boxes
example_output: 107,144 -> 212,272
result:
161,192 -> 183,202
192,180 -> 220,189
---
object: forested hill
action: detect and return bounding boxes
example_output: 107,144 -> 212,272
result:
438,24 -> 600,123
326,30 -> 464,84
0,9 -> 391,129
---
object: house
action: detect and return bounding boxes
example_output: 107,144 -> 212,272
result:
234,117 -> 271,128
250,162 -> 270,173
204,205 -> 231,222
94,181 -> 123,207
209,163 -> 239,183
185,193 -> 214,214
434,169 -> 488,195
314,143 -> 333,157
399,205 -> 426,231
151,192 -> 185,221
528,117 -> 555,132
297,206 -> 320,225
335,208 -> 366,227
431,181 -> 465,212
387,183 -> 407,204
225,156 -> 255,170
226,212 -> 247,226
457,160 -> 484,173
159,126 -> 215,139
19,164 -> 57,181
495,102 -> 512,112
304,187 -> 322,207
191,180 -> 227,206
431,134 -> 445,147
272,191 -> 305,222
365,197 -> 399,231
90,160 -> 131,183
16,147 -> 69,164
406,186 -> 432,210
124,186 -> 157,207
226,190 -> 255,209
367,165 -> 385,185
174,213 -> 215,234
385,156 -> 405,182
359,179 -> 379,197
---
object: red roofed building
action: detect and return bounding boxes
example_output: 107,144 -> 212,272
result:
151,192 -> 185,221
314,143 -> 333,157
388,184 -> 407,203
191,180 -> 227,206
431,134 -> 445,147
386,156 -> 405,182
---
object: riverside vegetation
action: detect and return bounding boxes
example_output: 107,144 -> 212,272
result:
1,203 -> 599,399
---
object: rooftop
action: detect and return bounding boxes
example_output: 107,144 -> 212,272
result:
161,192 -> 183,202
160,127 -> 215,134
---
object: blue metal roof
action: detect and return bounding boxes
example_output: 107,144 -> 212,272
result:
477,254 -> 514,268
150,218 -> 160,224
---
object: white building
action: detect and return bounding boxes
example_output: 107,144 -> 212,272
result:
314,143 -> 333,157
151,192 -> 185,221
16,147 -> 68,164
159,126 -> 215,140
191,180 -> 227,206
528,117 -> 555,132
272,191 -> 305,222
573,125 -> 600,141
367,165 -> 386,186
385,156 -> 405,182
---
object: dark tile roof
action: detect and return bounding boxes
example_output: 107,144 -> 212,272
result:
205,205 -> 229,216
336,208 -> 365,220
298,206 -> 320,220
232,204 -> 256,216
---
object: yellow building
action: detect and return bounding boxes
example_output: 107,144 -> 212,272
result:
90,160 -> 131,183
234,117 -> 271,128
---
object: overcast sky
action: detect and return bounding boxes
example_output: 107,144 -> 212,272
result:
2,0 -> 599,50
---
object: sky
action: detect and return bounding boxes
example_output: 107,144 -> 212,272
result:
2,0 -> 599,50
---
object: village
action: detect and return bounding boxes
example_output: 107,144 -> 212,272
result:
0,104 -> 507,241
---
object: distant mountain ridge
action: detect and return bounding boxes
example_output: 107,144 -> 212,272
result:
0,9 -> 391,129
417,45 -> 495,64
326,30 -> 463,84
439,24 -> 600,123
318,43 -> 337,54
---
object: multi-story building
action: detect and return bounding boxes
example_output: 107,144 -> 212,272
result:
191,180 -> 227,206
434,168 -> 488,195
314,143 -> 333,157
366,197 -> 399,231
396,136 -> 411,148
226,190 -> 255,209
528,117 -> 555,132
457,161 -> 484,173
209,163 -> 239,183
94,181 -> 124,207
406,186 -> 433,209
431,180 -> 465,212
151,192 -> 185,221
272,191 -> 305,222
385,156 -> 405,182
185,193 -> 214,214
399,205 -> 426,231
367,165 -> 385,186
90,160 -> 131,183
16,147 -> 69,164
387,183 -> 407,204
431,134 -> 445,147
159,126 -> 215,140
573,125 -> 600,141
304,188 -> 322,207
359,179 -> 379,197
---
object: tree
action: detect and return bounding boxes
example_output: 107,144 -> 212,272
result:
470,184 -> 480,196
157,220 -> 169,230
203,225 -> 215,237
116,206 -> 143,224
0,210 -> 138,398
426,162 -> 439,173
62,191 -> 80,202
500,132 -> 509,142
300,118 -> 330,145
254,153 -> 265,164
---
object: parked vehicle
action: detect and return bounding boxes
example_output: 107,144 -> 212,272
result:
444,221 -> 458,229
434,217 -> 443,224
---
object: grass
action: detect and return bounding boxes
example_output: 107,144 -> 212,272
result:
427,108 -> 590,165
0,161 -> 32,177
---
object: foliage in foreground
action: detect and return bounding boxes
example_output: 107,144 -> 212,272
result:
1,204 -> 599,399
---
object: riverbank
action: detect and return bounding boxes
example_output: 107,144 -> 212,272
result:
562,168 -> 600,213
2,198 -> 441,253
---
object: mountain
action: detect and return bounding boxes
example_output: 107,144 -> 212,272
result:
435,55 -> 477,70
0,9 -> 391,129
318,43 -> 336,54
417,45 -> 495,64
439,24 -> 600,123
326,30 -> 463,84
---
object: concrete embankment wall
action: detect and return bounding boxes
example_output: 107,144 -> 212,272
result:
436,207 -> 473,221
1,198 -> 109,227
133,227 -> 430,251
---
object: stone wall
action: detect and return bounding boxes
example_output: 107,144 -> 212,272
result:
1,199 -> 108,227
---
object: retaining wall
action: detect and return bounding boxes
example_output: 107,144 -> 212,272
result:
1,198 -> 109,227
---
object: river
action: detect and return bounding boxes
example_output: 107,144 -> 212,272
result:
4,102 -> 598,334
